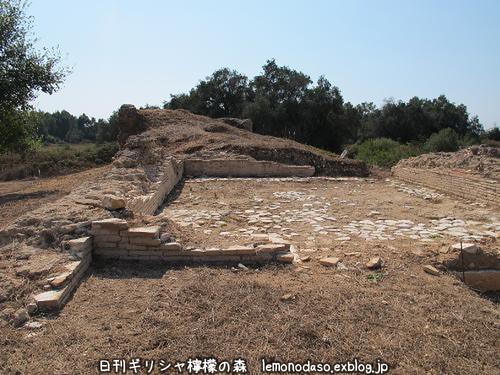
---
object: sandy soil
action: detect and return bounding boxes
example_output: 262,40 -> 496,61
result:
0,173 -> 499,375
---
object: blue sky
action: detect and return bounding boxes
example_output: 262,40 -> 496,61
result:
30,0 -> 500,128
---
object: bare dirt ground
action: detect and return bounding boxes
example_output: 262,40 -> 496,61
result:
0,166 -> 110,229
1,174 -> 499,374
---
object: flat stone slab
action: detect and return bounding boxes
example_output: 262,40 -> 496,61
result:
319,257 -> 340,267
256,243 -> 290,253
92,218 -> 128,231
34,289 -> 65,311
123,226 -> 160,239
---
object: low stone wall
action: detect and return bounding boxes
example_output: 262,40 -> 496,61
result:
184,158 -> 315,178
34,237 -> 93,311
128,158 -> 184,215
392,167 -> 499,206
91,218 -> 294,264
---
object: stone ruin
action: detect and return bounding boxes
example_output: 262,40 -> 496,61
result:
1,105 -> 374,315
2,105 -> 498,321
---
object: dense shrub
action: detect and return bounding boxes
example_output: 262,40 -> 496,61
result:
349,138 -> 422,168
424,128 -> 459,152
0,142 -> 119,180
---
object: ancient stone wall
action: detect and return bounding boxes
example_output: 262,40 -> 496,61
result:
91,218 -> 293,264
127,158 -> 184,215
392,167 -> 499,207
184,158 -> 315,178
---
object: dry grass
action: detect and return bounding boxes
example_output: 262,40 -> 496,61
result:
1,260 -> 498,374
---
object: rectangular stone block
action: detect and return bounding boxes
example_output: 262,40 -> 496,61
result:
124,244 -> 148,251
129,237 -> 161,247
92,218 -> 128,231
276,253 -> 295,263
95,241 -> 118,248
191,255 -> 242,263
91,228 -> 121,235
93,235 -> 122,243
161,242 -> 183,251
121,226 -> 160,239
242,253 -> 274,262
67,237 -> 92,253
221,245 -> 256,255
256,243 -> 290,253
94,248 -> 129,258
34,289 -> 64,310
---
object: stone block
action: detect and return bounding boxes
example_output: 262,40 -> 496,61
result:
66,237 -> 92,253
93,235 -> 122,243
124,244 -> 148,251
92,218 -> 128,231
320,257 -> 340,267
48,271 -> 72,288
276,253 -> 294,263
451,243 -> 480,254
161,242 -> 182,251
101,195 -> 126,210
129,237 -> 161,247
122,226 -> 160,239
94,248 -> 129,258
222,245 -> 256,255
423,265 -> 440,276
34,289 -> 64,310
256,243 -> 290,253
366,257 -> 383,270
95,242 -> 118,248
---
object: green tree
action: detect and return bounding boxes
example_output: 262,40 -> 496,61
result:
166,68 -> 249,118
0,0 -> 68,153
246,59 -> 312,137
484,126 -> 500,142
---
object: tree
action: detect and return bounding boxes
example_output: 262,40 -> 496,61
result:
0,0 -> 68,153
165,68 -> 249,118
484,126 -> 500,142
247,59 -> 312,137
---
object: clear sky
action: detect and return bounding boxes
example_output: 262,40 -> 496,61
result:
30,0 -> 500,128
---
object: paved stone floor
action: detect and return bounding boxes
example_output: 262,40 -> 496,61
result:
159,177 -> 500,249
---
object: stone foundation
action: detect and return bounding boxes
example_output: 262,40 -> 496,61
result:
127,158 -> 184,215
184,158 -> 315,178
91,218 -> 293,264
392,167 -> 499,207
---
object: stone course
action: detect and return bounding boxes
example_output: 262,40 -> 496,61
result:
91,219 -> 293,264
392,167 -> 499,207
184,158 -> 315,178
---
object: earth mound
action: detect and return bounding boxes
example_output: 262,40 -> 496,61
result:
394,145 -> 499,180
117,105 -> 369,177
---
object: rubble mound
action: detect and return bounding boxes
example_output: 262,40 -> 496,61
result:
394,145 -> 500,180
117,105 -> 369,177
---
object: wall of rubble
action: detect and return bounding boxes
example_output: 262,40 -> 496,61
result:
184,158 -> 315,178
392,167 -> 499,206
